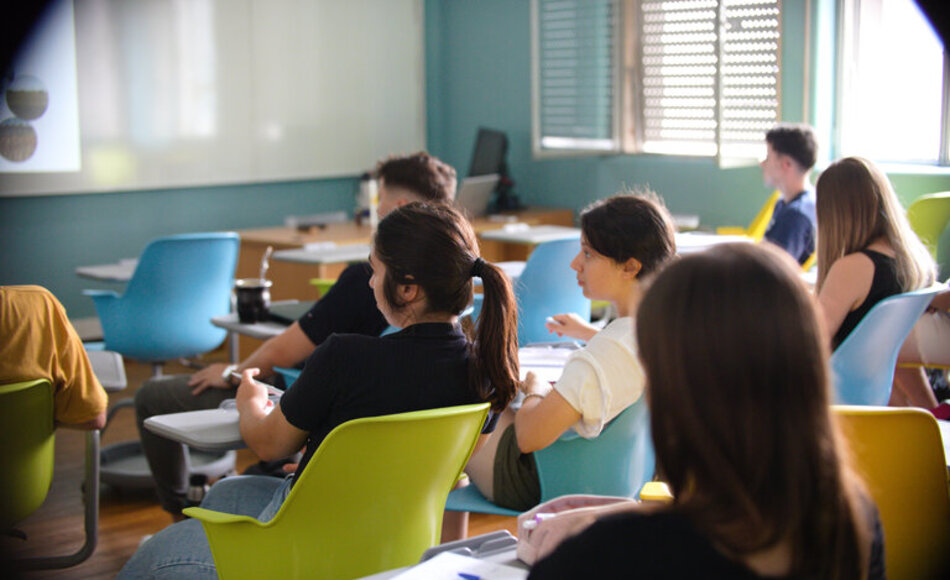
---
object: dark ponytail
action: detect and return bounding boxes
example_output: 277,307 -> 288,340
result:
374,202 -> 519,411
469,258 -> 520,412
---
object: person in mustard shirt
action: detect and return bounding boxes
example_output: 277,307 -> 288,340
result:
0,285 -> 107,430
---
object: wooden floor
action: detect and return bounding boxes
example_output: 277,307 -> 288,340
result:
2,352 -> 516,578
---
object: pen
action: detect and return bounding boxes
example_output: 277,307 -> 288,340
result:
521,512 -> 556,530
458,573 -> 481,580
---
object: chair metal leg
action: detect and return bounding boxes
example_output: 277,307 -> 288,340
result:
18,430 -> 100,570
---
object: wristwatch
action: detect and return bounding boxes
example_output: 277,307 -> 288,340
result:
221,364 -> 239,386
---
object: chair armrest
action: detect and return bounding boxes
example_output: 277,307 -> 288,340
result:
715,226 -> 748,236
638,481 -> 673,503
183,507 -> 265,527
83,289 -> 119,299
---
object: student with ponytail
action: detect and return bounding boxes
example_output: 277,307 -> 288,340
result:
119,202 -> 519,578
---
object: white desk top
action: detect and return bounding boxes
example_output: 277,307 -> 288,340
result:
86,349 -> 127,392
674,232 -> 752,254
272,243 -> 371,265
478,224 -> 581,245
145,408 -> 244,451
75,258 -> 138,282
210,302 -> 298,340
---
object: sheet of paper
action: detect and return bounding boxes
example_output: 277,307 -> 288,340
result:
392,551 -> 527,580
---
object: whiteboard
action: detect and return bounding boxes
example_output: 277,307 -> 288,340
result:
0,0 -> 426,196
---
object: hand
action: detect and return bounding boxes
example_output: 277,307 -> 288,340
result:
516,495 -> 638,565
188,363 -> 234,395
521,371 -> 551,398
282,462 -> 300,475
234,368 -> 269,412
545,313 -> 598,341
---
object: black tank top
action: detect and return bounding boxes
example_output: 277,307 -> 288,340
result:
832,249 -> 901,350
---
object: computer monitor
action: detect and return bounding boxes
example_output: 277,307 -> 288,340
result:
468,127 -> 509,177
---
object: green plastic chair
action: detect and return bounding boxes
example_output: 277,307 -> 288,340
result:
184,403 -> 490,579
0,378 -> 101,569
907,191 -> 950,260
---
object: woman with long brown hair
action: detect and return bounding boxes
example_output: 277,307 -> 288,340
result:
815,156 -> 936,406
527,243 -> 884,579
119,202 -> 520,578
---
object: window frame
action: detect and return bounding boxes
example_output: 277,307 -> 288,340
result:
531,0 -> 783,163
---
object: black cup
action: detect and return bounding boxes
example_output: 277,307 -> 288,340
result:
235,278 -> 272,323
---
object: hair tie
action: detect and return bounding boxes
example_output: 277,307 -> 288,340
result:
470,257 -> 487,278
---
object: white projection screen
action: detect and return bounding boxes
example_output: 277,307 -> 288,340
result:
0,0 -> 426,196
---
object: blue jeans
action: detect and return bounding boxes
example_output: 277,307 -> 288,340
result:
117,475 -> 291,579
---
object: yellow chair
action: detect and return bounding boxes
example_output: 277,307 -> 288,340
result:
0,379 -> 100,569
716,190 -> 781,241
801,252 -> 816,272
184,403 -> 490,579
834,406 -> 950,579
907,191 -> 950,260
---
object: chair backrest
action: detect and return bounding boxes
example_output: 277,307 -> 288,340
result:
747,190 -> 782,241
907,191 -> 950,260
198,403 -> 489,579
0,379 -> 55,529
96,232 -> 240,361
517,238 -> 590,345
534,397 -> 655,501
834,406 -> 950,579
831,285 -> 944,405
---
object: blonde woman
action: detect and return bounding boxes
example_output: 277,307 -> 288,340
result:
815,156 -> 937,406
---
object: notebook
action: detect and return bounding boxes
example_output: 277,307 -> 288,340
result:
455,174 -> 500,218
267,301 -> 316,325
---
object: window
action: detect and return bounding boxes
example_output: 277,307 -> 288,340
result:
837,0 -> 948,165
531,0 -> 619,153
532,0 -> 782,160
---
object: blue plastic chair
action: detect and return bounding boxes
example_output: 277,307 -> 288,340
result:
445,398 -> 655,516
471,239 -> 590,345
831,285 -> 945,405
85,232 -> 240,376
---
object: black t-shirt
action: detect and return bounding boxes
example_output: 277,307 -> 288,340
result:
529,509 -> 885,580
296,262 -> 388,346
832,249 -> 902,350
280,322 -> 495,485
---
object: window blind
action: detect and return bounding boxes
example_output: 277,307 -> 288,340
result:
534,0 -> 618,151
637,0 -> 780,158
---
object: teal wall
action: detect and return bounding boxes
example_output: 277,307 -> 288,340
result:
424,0 -> 950,264
0,179 -> 356,318
424,0 -> 812,227
3,0 -> 950,318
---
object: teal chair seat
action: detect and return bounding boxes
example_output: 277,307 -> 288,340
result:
832,284 -> 945,405
446,398 -> 655,516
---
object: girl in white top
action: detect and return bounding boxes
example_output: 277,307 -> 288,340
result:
463,191 -> 677,512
